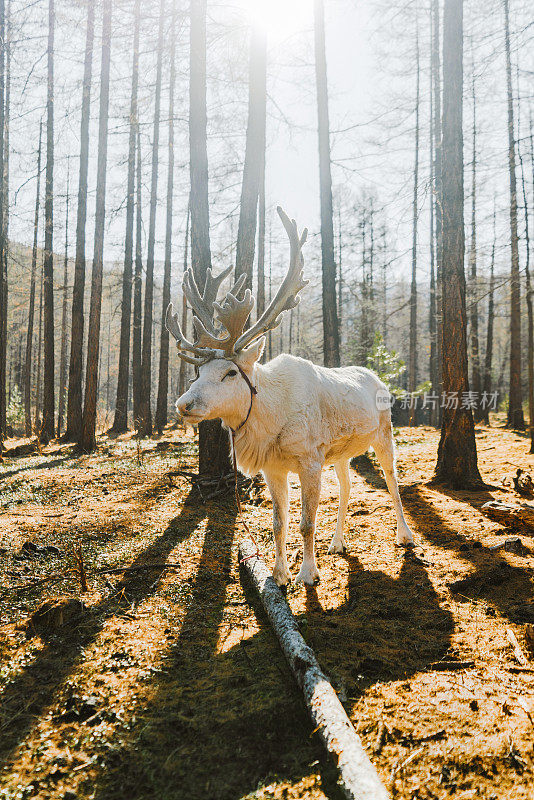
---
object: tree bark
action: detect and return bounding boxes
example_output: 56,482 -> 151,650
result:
111,0 -> 140,434
257,148 -> 266,320
235,25 -> 267,290
155,0 -> 177,434
178,200 -> 190,398
482,206 -> 496,425
24,121 -> 42,437
57,166 -> 70,436
65,0 -> 95,442
41,0 -> 55,443
429,9 -> 438,426
189,0 -> 230,477
468,69 -> 482,420
80,0 -> 112,452
35,264 -> 43,431
433,0 -> 443,424
132,125 -> 143,425
0,0 -> 5,445
409,20 -> 420,410
314,0 -> 340,368
521,116 -> 534,451
503,0 -> 524,429
138,0 -> 165,438
434,0 -> 483,489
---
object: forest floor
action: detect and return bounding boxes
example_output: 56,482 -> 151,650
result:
0,418 -> 533,800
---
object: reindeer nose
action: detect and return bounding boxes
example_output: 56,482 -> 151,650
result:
177,397 -> 195,416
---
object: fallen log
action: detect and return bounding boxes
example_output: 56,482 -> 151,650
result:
239,538 -> 389,800
481,500 -> 534,531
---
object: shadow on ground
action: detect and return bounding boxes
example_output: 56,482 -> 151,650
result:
92,494 -> 453,800
0,490 -> 206,771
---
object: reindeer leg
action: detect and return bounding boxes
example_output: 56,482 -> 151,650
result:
263,468 -> 291,586
296,463 -> 322,585
328,459 -> 350,554
372,423 -> 414,546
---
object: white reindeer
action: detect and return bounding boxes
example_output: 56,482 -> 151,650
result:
166,208 -> 414,586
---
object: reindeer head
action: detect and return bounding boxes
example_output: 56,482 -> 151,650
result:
167,207 -> 308,426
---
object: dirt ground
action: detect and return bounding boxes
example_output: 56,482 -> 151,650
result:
1,418 -> 533,800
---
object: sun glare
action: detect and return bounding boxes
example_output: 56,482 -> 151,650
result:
245,0 -> 313,41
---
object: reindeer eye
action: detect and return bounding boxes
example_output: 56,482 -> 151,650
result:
222,369 -> 238,381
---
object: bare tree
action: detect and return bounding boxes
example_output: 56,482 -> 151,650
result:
235,24 -> 267,289
189,0 -> 231,477
482,206 -> 496,425
80,0 -> 112,451
138,0 -> 165,437
24,121 -> 42,437
432,0 -> 443,421
520,115 -> 533,451
42,0 -> 55,443
178,201 -> 190,398
57,165 -> 70,436
155,0 -> 177,434
503,0 -> 524,429
0,0 -> 5,444
468,67 -> 482,420
65,0 -> 95,441
314,0 -> 340,367
434,0 -> 482,488
111,0 -> 140,434
132,125 -> 143,424
409,19 -> 420,409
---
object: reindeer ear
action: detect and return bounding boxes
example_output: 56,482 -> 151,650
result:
236,337 -> 265,371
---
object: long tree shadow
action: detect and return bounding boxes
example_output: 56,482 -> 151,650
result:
93,506 -> 452,800
0,455 -> 72,481
0,488 -> 207,770
402,485 -> 534,624
354,455 -> 534,624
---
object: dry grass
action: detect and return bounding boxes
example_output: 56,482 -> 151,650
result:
0,418 -> 533,799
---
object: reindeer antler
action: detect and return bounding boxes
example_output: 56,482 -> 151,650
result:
166,207 -> 308,365
233,207 -> 308,352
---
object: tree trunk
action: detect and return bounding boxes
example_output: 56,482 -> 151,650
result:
434,0 -> 483,489
503,0 -> 524,429
190,0 -> 230,477
24,121 -> 42,437
132,124 -> 143,425
409,20 -> 420,411
482,206 -> 496,425
138,0 -> 165,438
257,149 -> 266,320
235,25 -> 267,290
0,0 -> 5,445
65,0 -> 95,442
429,9 -> 438,426
521,116 -> 534,451
1,0 -> 9,441
314,0 -> 340,368
41,0 -> 55,443
111,0 -> 140,434
155,0 -> 177,434
468,69 -> 482,420
79,0 -> 112,452
57,166 -> 70,436
433,0 -> 443,424
178,200 -> 190,398
35,264 -> 43,431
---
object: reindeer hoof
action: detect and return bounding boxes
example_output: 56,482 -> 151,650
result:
296,565 -> 321,585
328,538 -> 347,554
396,527 -> 414,546
272,566 -> 291,587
